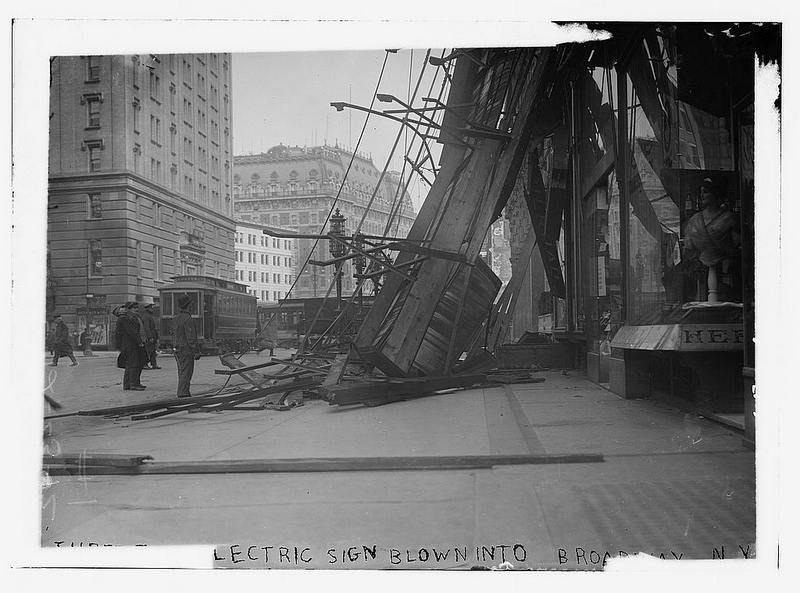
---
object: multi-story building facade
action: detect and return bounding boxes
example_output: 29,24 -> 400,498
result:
47,53 -> 235,348
233,144 -> 417,298
234,221 -> 297,303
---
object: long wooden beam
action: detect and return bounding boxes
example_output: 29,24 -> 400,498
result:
43,453 -> 604,476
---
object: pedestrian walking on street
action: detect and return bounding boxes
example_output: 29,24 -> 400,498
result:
50,315 -> 78,366
142,303 -> 161,369
172,295 -> 200,398
114,303 -> 147,391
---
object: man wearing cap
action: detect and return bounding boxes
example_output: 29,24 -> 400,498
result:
172,295 -> 200,398
142,303 -> 161,369
50,315 -> 78,366
115,302 -> 147,391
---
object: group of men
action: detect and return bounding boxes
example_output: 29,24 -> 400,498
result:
112,297 -> 199,397
49,295 -> 200,399
112,301 -> 159,391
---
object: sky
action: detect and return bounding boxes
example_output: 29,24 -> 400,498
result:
231,49 -> 446,209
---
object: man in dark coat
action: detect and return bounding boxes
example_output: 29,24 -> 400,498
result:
172,295 -> 200,398
142,303 -> 161,369
50,315 -> 78,366
115,302 -> 146,391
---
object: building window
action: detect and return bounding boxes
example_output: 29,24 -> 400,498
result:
86,56 -> 101,82
81,93 -> 103,128
170,164 -> 178,190
154,245 -> 162,280
150,115 -> 162,145
82,139 -> 104,172
136,241 -> 142,278
87,194 -> 102,219
132,98 -> 141,133
88,240 -> 102,277
87,98 -> 101,128
133,143 -> 142,173
149,70 -> 161,102
169,83 -> 176,113
183,98 -> 193,126
132,56 -> 141,88
170,124 -> 177,154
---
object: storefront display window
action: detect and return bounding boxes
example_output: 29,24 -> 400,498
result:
580,179 -> 623,341
622,28 -> 742,325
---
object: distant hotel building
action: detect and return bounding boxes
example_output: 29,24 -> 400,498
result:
234,221 -> 296,303
233,144 -> 417,298
47,53 -> 235,347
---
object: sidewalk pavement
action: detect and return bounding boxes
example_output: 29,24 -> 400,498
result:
41,351 -> 755,569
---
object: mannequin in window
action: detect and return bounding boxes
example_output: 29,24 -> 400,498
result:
683,178 -> 740,302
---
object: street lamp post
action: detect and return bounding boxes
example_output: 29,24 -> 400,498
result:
352,232 -> 367,314
329,209 -> 347,343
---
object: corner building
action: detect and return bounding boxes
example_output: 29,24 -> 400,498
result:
47,53 -> 235,348
233,144 -> 417,298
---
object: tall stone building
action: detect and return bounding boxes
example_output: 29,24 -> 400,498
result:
47,53 -> 235,348
233,144 -> 417,299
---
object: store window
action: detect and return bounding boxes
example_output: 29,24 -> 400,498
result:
622,28 -> 741,325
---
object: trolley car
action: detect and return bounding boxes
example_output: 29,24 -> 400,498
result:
257,296 -> 375,349
158,275 -> 257,354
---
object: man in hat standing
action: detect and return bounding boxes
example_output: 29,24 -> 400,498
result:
142,303 -> 161,369
115,302 -> 147,391
50,315 -> 78,366
172,295 -> 200,398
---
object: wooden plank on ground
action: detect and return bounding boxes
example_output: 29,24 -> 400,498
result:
219,352 -> 273,388
325,374 -> 486,406
322,353 -> 349,388
43,453 -> 604,476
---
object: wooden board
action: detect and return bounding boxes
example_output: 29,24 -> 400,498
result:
324,374 -> 487,406
43,453 -> 603,476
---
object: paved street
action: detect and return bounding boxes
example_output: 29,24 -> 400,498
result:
41,350 -> 755,570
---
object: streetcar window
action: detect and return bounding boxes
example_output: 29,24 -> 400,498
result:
180,292 -> 199,315
162,293 -> 173,315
